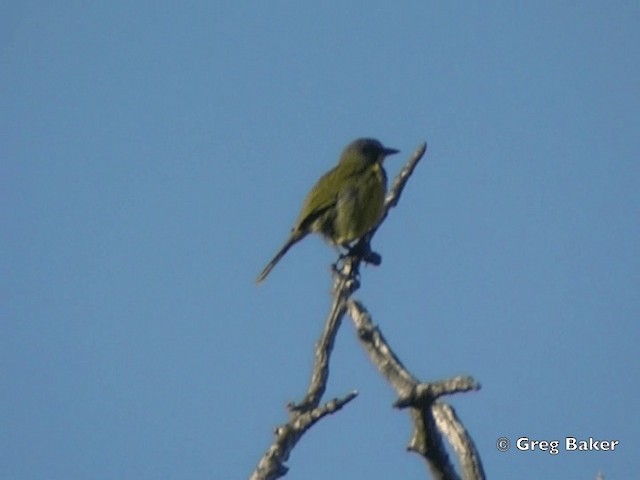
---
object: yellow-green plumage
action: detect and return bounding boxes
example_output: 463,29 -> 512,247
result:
256,138 -> 398,284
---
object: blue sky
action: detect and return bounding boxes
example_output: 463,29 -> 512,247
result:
2,2 -> 639,479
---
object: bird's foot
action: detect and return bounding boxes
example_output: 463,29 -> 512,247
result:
363,250 -> 381,266
347,241 -> 382,266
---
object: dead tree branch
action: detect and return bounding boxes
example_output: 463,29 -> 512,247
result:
250,142 -> 483,480
348,299 -> 484,480
249,245 -> 360,480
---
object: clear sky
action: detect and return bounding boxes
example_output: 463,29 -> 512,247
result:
3,2 -> 639,479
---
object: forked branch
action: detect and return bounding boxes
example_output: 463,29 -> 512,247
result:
250,142 -> 483,480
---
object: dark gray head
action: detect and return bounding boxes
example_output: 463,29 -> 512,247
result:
341,138 -> 399,165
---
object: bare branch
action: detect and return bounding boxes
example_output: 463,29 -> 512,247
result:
347,299 -> 484,480
250,390 -> 358,480
433,404 -> 485,480
394,377 -> 481,409
360,142 -> 428,252
386,141 -> 428,209
250,261 -> 360,480
251,141 -> 484,480
349,298 -> 418,395
290,267 -> 358,411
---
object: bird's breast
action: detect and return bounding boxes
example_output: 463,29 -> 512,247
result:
331,162 -> 386,245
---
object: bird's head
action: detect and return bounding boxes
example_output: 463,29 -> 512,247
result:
341,138 -> 399,167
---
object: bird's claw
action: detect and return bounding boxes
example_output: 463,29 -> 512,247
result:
347,241 -> 382,266
363,250 -> 381,266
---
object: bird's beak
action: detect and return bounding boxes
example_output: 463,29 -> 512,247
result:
383,147 -> 400,156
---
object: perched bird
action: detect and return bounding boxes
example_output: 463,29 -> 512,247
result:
256,138 -> 399,284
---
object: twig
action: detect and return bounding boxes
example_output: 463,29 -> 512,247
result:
249,260 -> 360,480
249,391 -> 358,480
360,142 -> 428,250
347,299 -> 484,480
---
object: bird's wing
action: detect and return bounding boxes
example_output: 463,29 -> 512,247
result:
294,167 -> 341,232
293,162 -> 368,233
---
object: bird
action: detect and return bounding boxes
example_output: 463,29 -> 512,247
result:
256,137 -> 399,284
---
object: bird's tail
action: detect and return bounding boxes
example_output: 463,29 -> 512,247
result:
255,236 -> 299,284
